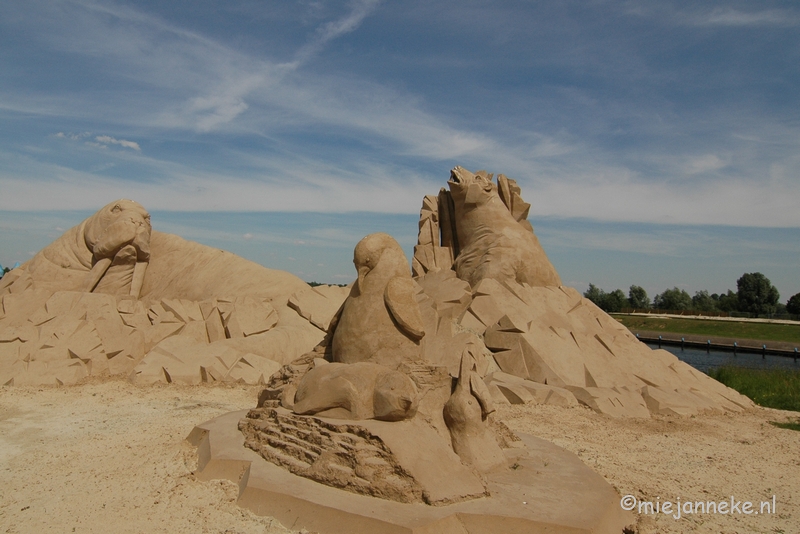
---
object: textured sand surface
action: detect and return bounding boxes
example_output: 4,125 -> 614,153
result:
1,377 -> 798,534
500,403 -> 799,534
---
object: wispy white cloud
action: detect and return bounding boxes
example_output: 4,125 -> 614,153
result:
54,131 -> 141,152
625,3 -> 800,28
55,132 -> 91,141
684,8 -> 800,27
289,0 -> 382,68
684,154 -> 726,175
94,135 -> 140,151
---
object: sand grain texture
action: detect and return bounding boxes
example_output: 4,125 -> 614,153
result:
500,403 -> 799,534
0,378 -> 300,534
1,377 -> 798,534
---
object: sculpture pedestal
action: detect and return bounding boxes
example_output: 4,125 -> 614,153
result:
188,410 -> 632,534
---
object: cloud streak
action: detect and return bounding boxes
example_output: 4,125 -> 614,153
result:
289,0 -> 383,68
683,7 -> 800,27
94,135 -> 140,151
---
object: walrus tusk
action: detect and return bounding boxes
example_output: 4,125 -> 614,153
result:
83,257 -> 113,293
129,261 -> 147,299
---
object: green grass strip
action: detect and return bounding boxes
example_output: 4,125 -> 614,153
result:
614,315 -> 800,344
770,421 -> 800,432
708,366 -> 800,412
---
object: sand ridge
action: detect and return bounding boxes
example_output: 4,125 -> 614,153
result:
1,377 -> 797,533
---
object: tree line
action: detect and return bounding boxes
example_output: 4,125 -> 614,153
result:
584,272 -> 800,318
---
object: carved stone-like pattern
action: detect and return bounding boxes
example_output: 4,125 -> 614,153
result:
239,408 -> 425,503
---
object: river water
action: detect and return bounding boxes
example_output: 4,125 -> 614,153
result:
645,343 -> 800,373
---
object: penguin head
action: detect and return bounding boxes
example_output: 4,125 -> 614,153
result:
353,233 -> 405,289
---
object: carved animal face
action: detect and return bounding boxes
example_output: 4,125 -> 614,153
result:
84,199 -> 152,262
372,370 -> 418,422
353,232 -> 406,288
447,166 -> 495,207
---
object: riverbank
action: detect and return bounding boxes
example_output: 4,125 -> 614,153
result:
635,330 -> 799,357
614,314 -> 800,348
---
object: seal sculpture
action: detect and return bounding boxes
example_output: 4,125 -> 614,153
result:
331,233 -> 425,370
292,361 -> 419,421
443,344 -> 507,473
21,199 -> 151,298
447,166 -> 561,288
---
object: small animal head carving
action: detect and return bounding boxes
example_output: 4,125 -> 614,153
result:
448,167 -> 495,207
372,370 -> 418,421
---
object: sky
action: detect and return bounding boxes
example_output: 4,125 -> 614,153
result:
1,0 -> 798,300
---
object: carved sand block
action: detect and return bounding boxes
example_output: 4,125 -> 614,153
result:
189,409 -> 634,534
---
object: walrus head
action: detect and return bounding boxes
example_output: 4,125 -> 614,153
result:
448,166 -> 495,207
82,199 -> 151,298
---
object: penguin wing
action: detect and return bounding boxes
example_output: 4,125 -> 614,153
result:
384,277 -> 425,341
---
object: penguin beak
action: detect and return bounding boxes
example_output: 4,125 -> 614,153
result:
356,264 -> 370,288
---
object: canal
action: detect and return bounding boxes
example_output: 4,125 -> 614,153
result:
646,343 -> 800,373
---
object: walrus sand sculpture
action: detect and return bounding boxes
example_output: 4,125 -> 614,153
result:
331,233 -> 425,369
22,199 -> 152,298
447,166 -> 561,288
0,200 -> 337,386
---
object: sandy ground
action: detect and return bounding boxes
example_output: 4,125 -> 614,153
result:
1,378 -> 798,534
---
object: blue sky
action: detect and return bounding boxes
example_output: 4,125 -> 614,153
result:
1,1 -> 798,300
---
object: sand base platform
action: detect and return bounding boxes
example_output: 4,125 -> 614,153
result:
187,410 -> 633,534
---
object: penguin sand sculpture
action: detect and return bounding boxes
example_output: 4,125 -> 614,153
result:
331,232 -> 425,369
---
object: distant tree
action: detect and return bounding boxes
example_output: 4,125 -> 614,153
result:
786,293 -> 800,315
583,284 -> 604,307
691,290 -> 718,312
583,284 -> 627,312
653,287 -> 692,311
737,272 -> 779,317
628,285 -> 650,309
307,281 -> 348,288
602,289 -> 628,312
712,290 -> 739,312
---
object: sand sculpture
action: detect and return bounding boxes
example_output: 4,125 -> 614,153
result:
331,233 -> 425,369
1,170 -> 757,532
189,167 -> 753,531
407,166 -> 754,419
445,166 -> 561,287
0,201 -> 349,387
196,230 -> 635,532
17,199 -> 152,297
